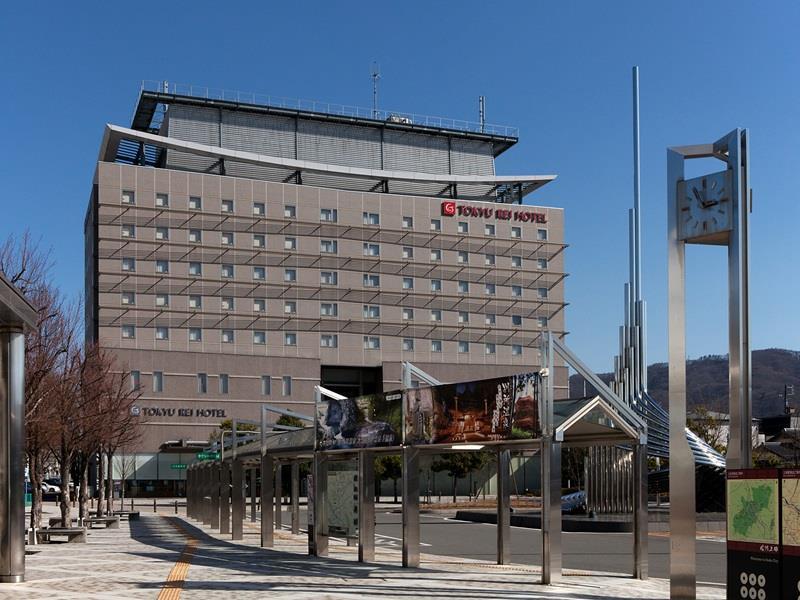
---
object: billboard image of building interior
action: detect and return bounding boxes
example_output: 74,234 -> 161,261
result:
84,82 -> 568,493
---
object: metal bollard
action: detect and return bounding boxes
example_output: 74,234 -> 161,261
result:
174,500 -> 178,514
131,498 -> 134,510
153,498 -> 157,512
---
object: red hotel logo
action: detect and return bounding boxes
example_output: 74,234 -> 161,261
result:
440,201 -> 546,223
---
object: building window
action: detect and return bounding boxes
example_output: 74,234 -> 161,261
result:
511,285 -> 523,298
363,305 -> 380,319
362,212 -> 379,225
320,303 -> 338,317
284,269 -> 297,282
121,190 -> 135,205
431,340 -> 442,353
284,301 -> 296,314
538,316 -> 549,328
189,196 -> 202,210
485,223 -> 496,236
320,239 -> 338,254
261,375 -> 271,395
430,219 -> 441,232
538,287 -> 548,299
189,229 -> 202,243
155,193 -> 169,208
221,297 -> 234,311
153,371 -> 163,393
156,260 -> 169,274
253,202 -> 265,216
485,343 -> 496,355
189,262 -> 202,276
197,373 -> 208,394
189,295 -> 202,309
121,291 -> 135,306
284,237 -> 297,251
321,271 -> 338,285
512,345 -> 523,356
430,279 -> 442,292
222,329 -> 234,344
156,294 -> 169,307
511,226 -> 521,239
221,199 -> 234,213
284,205 -> 296,218
403,338 -> 415,351
122,257 -> 135,272
511,256 -> 522,268
285,332 -> 297,346
320,334 -> 338,348
121,325 -> 135,339
485,283 -> 496,295
458,311 -> 469,323
253,234 -> 265,248
155,227 -> 169,241
402,247 -> 414,259
430,309 -> 442,322
537,228 -> 548,241
363,274 -> 380,288
537,258 -> 548,270
282,376 -> 292,396
130,370 -> 141,391
155,326 -> 169,340
321,208 -> 338,222
363,336 -> 380,349
430,249 -> 442,262
253,298 -> 266,312
485,313 -> 496,325
252,266 -> 265,280
219,373 -> 229,394
458,221 -> 469,234
121,224 -> 135,238
512,315 -> 523,326
402,308 -> 414,320
254,331 -> 266,345
189,328 -> 202,342
363,243 -> 380,257
458,281 -> 469,293
485,254 -> 495,266
221,232 -> 234,246
402,277 -> 414,290
458,341 -> 469,354
402,216 -> 414,229
457,251 -> 468,264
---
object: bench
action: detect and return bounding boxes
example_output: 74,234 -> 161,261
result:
48,517 -> 78,527
112,511 -> 140,521
86,516 -> 120,529
37,527 -> 87,543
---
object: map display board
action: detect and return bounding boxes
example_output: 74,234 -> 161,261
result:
316,391 -> 402,451
782,469 -> 800,600
328,470 -> 358,538
403,372 -> 539,446
726,469 -> 780,600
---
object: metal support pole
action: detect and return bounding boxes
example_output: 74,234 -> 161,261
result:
312,453 -> 328,557
211,463 -> 220,529
402,447 -> 420,568
274,462 -> 283,530
633,442 -> 648,579
261,454 -> 274,547
220,462 -> 230,535
291,462 -> 300,535
231,459 -> 244,540
0,328 -> 25,583
250,468 -> 257,523
358,450 -> 375,563
497,449 -> 511,565
202,466 -> 211,526
187,468 -> 193,519
541,437 -> 562,584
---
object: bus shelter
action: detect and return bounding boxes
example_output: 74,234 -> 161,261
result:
187,332 -> 648,584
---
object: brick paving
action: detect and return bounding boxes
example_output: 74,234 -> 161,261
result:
0,506 -> 725,599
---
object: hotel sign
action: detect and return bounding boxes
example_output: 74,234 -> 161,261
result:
441,201 -> 546,223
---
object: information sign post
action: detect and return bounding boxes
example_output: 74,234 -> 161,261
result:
782,469 -> 800,599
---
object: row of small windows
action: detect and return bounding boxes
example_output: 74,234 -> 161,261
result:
131,370 -> 292,396
121,191 -> 548,240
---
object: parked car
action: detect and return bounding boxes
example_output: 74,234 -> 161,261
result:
45,477 -> 73,491
41,481 -> 61,494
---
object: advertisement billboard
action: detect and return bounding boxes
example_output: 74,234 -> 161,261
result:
404,372 -> 539,446
316,391 -> 402,451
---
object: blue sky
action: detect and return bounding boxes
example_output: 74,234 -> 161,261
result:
1,2 -> 798,371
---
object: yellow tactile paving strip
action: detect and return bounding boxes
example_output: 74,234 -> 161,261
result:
157,517 -> 198,600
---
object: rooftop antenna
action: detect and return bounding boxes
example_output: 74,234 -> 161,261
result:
371,62 -> 381,119
478,96 -> 486,133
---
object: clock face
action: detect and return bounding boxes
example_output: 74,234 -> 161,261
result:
677,170 -> 733,244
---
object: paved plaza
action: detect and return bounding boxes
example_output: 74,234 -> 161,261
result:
0,505 -> 726,600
